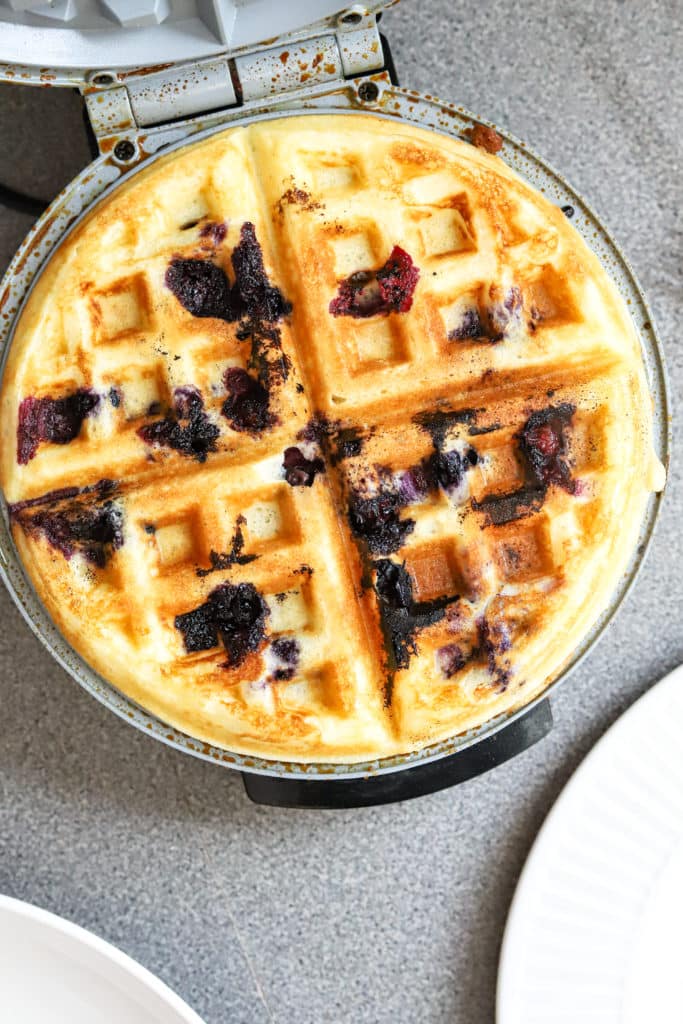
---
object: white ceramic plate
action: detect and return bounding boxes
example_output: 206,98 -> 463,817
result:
0,895 -> 206,1024
497,664 -> 683,1024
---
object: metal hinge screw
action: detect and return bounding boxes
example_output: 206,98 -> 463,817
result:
357,80 -> 380,102
113,139 -> 136,162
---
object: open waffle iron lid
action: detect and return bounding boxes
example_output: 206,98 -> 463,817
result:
0,0 -> 389,72
0,3 -> 670,806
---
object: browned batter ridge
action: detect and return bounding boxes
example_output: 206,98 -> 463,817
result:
0,115 -> 664,762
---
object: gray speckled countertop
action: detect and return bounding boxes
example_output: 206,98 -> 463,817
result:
0,2 -> 681,1022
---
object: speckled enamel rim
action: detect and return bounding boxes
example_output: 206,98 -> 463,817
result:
0,82 -> 670,779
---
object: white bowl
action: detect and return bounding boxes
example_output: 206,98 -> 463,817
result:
0,895 -> 205,1024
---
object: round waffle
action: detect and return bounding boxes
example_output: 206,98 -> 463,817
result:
0,114 -> 664,762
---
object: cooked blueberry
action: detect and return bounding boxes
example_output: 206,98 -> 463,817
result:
138,387 -> 219,461
398,465 -> 430,505
282,446 -> 324,487
222,367 -> 272,433
175,581 -> 269,666
17,390 -> 100,465
270,636 -> 300,681
518,403 -> 576,492
374,558 -> 413,609
11,480 -> 123,567
165,258 -> 236,320
375,246 -> 420,313
174,604 -> 218,653
330,245 -> 419,318
349,490 -> 415,555
425,449 -> 467,492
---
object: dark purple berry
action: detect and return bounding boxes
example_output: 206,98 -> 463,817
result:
282,446 -> 324,487
138,387 -> 219,461
17,390 -> 100,465
518,403 -> 576,492
222,368 -> 272,434
349,490 -> 415,555
175,581 -> 268,666
330,246 -> 419,318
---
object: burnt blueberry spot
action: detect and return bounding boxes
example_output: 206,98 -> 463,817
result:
270,636 -> 300,682
332,426 -> 365,462
297,414 -> 336,446
165,258 -> 236,320
424,449 -> 468,493
282,446 -> 324,487
437,643 -> 467,678
468,422 -> 501,436
17,390 -> 100,465
518,403 -> 576,492
472,485 -> 546,526
11,479 -> 123,568
108,387 -> 121,409
231,222 -> 292,322
196,516 -> 258,577
413,408 -> 477,447
173,604 -> 218,653
349,491 -> 415,555
373,559 -> 456,695
296,382 -> 305,394
222,367 -> 272,434
330,245 -> 419,318
175,581 -> 268,666
138,387 -> 219,461
166,221 -> 291,326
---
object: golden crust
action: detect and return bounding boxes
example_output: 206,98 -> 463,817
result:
0,114 -> 663,762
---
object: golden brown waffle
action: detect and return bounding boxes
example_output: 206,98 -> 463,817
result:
0,114 -> 664,762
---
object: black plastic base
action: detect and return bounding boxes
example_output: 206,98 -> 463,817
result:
241,699 -> 552,808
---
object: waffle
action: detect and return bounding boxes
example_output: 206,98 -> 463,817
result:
0,114 -> 664,763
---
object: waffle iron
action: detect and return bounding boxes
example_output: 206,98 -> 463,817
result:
0,1 -> 669,807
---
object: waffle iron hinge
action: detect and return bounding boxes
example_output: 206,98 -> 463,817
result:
83,11 -> 385,151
